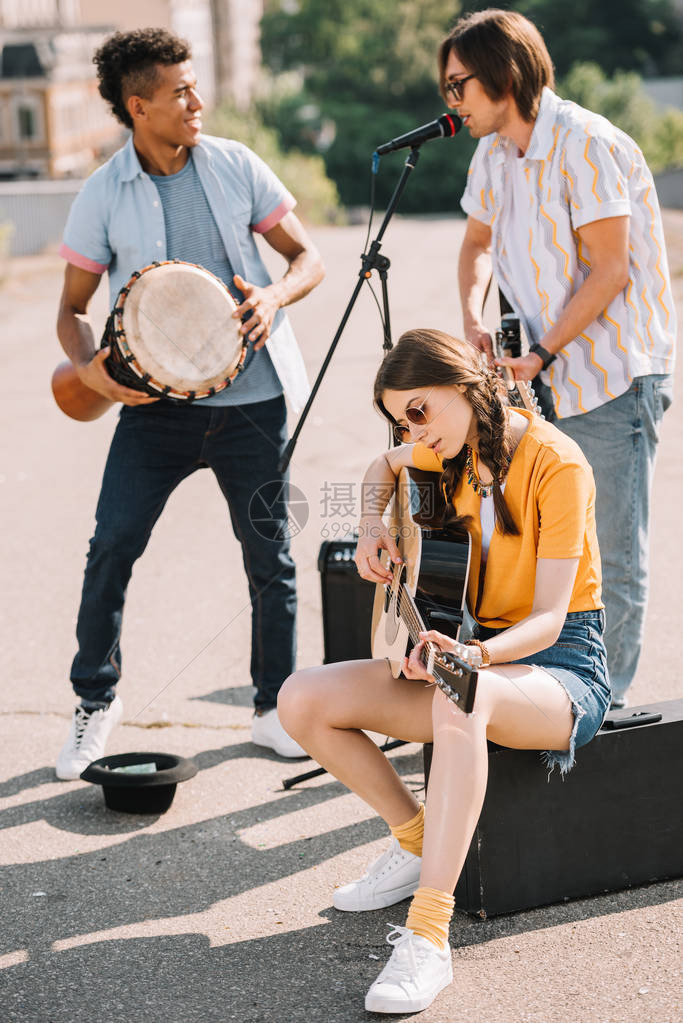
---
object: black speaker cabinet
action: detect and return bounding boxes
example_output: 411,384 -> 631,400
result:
318,539 -> 374,663
424,699 -> 683,917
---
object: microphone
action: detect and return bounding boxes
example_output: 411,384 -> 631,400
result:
375,113 -> 461,156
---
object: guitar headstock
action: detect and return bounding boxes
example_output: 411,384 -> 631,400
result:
423,646 -> 478,714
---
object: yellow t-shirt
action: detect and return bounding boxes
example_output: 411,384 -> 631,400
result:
412,408 -> 603,628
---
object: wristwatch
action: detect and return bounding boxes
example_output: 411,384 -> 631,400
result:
465,639 -> 492,667
529,343 -> 556,369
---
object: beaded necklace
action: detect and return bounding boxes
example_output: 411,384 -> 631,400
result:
464,446 -> 498,498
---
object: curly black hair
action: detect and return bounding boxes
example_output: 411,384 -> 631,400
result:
94,28 -> 191,130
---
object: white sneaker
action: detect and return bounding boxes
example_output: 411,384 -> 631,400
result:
251,708 -> 307,758
55,696 -> 124,780
365,925 -> 452,1014
333,838 -> 421,912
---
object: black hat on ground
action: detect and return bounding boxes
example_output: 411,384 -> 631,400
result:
81,752 -> 198,814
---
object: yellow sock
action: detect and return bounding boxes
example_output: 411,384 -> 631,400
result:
390,803 -> 424,857
406,886 -> 455,948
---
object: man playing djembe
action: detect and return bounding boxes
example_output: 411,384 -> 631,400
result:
55,28 -> 324,778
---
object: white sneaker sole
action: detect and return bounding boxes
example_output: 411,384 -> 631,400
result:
333,877 -> 420,912
365,959 -> 452,1013
56,761 -> 89,781
250,734 -> 307,759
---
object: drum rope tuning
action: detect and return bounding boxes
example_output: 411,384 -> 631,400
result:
52,259 -> 248,421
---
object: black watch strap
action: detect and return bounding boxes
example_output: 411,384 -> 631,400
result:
529,343 -> 556,369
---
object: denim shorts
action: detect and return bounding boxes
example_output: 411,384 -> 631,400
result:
475,610 -> 612,776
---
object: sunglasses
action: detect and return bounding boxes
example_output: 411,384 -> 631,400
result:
444,74 -> 476,102
392,389 -> 433,443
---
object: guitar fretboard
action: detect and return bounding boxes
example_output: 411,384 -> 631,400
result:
389,567 -> 449,679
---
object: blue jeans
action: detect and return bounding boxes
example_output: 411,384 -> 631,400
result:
476,610 -> 611,775
70,395 -> 296,712
556,375 -> 673,704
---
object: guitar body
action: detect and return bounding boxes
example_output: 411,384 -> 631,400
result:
371,466 -> 477,713
51,361 -> 114,421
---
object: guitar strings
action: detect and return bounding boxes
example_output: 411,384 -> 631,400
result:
394,577 -> 442,666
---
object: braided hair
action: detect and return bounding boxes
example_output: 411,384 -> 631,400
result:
374,328 -> 519,536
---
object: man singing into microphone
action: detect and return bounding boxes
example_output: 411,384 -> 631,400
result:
445,9 -> 675,709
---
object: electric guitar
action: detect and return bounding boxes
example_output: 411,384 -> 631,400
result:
371,466 -> 478,714
495,313 -> 545,418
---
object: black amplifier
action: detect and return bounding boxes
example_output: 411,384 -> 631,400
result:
424,699 -> 683,917
317,539 -> 374,663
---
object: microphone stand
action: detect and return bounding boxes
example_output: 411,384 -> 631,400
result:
282,739 -> 407,790
278,145 -> 422,472
279,148 -> 427,788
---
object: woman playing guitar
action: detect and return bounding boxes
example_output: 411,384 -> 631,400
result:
278,329 -> 610,1015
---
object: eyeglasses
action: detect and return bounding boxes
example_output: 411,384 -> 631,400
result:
392,389 -> 433,443
444,74 -> 476,102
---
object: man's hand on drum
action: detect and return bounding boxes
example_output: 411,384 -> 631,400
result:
77,347 -> 159,405
354,515 -> 402,585
232,274 -> 281,349
403,630 -> 481,682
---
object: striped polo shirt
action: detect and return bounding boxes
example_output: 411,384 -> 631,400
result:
461,88 -> 676,418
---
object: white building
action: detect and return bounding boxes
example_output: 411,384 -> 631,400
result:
0,27 -> 121,178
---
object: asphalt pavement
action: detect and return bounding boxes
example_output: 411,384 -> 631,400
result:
1,213 -> 681,1022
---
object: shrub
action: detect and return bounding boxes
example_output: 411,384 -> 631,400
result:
205,104 -> 342,224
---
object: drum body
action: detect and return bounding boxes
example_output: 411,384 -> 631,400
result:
104,260 -> 246,401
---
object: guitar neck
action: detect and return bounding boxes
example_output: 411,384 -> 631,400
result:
390,566 -> 476,710
504,375 -> 542,416
494,318 -> 544,419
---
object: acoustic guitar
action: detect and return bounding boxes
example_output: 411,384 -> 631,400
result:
370,465 -> 478,714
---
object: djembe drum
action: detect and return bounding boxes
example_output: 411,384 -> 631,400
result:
52,260 -> 247,421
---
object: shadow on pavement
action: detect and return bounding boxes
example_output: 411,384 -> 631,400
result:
0,741 -> 312,835
3,744 -> 681,1023
3,878 -> 682,1023
192,686 -> 256,707
0,767 -> 59,799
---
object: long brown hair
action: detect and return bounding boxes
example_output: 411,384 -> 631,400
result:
438,9 -> 554,122
374,328 -> 519,535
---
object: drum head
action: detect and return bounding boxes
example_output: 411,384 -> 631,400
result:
120,263 -> 243,394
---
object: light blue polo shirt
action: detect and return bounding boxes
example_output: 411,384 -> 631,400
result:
59,134 -> 311,411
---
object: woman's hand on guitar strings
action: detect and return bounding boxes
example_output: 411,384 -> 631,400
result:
403,630 -> 481,682
355,515 -> 402,584
403,639 -> 436,683
408,630 -> 484,677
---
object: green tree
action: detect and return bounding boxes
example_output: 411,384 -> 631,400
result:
260,0 -> 475,212
560,62 -> 683,172
459,0 -> 683,77
259,1 -> 683,213
261,0 -> 450,105
206,104 -> 341,223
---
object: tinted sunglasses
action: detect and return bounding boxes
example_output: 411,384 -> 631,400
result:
392,389 -> 433,443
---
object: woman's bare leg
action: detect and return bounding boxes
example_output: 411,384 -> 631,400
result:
281,658 -> 575,891
420,663 -> 574,893
278,659 -> 435,826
